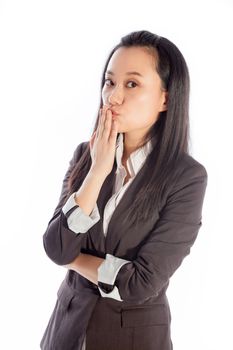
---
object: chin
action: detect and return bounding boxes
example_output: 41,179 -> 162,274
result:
116,127 -> 124,134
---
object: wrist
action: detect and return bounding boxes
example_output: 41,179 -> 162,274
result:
89,165 -> 107,182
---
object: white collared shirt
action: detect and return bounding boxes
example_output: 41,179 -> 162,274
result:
103,132 -> 153,235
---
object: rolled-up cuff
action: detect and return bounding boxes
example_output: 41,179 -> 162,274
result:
62,192 -> 100,233
97,253 -> 130,285
98,285 -> 123,301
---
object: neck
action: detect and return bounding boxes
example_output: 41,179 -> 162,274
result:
122,132 -> 145,159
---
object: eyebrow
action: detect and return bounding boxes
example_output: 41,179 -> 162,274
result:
105,70 -> 143,77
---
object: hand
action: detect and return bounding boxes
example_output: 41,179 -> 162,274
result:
89,105 -> 119,177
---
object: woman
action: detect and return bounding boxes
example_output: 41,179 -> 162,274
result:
40,30 -> 208,350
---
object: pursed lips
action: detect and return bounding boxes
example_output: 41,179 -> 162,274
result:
110,110 -> 120,116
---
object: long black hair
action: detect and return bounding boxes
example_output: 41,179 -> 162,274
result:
66,30 -> 190,227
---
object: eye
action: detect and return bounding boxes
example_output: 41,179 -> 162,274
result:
104,78 -> 113,86
104,78 -> 137,88
127,81 -> 137,88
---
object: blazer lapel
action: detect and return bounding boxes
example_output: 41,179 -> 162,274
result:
96,157 -> 149,248
96,158 -> 117,220
96,132 -> 158,247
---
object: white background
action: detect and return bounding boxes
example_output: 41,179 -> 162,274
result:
0,0 -> 232,349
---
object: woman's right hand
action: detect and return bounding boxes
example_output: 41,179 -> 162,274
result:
89,105 -> 119,177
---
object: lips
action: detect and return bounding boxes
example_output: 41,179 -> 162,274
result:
110,110 -> 120,116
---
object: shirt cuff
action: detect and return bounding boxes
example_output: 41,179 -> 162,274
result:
98,285 -> 123,301
97,253 -> 130,285
97,254 -> 130,300
62,192 -> 100,233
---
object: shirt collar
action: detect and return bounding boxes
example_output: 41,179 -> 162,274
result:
115,132 -> 153,177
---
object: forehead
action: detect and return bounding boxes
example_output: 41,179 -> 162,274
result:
106,46 -> 157,77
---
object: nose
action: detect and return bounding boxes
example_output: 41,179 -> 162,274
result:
108,86 -> 124,105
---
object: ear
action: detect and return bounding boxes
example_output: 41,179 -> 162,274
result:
159,91 -> 168,112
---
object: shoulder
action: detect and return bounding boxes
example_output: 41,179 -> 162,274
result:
165,152 -> 208,200
72,140 -> 89,162
159,153 -> 208,215
175,152 -> 208,180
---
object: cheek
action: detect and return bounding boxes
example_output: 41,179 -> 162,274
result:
102,88 -> 108,101
130,91 -> 155,114
137,90 -> 157,103
101,90 -> 106,103
131,93 -> 155,116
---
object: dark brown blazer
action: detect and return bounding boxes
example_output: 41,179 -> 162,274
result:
40,139 -> 208,350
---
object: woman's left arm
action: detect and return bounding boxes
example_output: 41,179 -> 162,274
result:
64,253 -> 104,285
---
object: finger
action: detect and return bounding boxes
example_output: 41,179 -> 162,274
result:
97,106 -> 106,138
102,109 -> 112,139
89,131 -> 96,149
109,118 -> 118,144
96,108 -> 102,139
99,106 -> 108,138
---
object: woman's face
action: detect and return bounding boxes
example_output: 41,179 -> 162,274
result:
102,46 -> 168,139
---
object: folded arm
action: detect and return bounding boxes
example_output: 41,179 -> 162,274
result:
62,162 -> 208,304
43,144 -> 208,304
42,142 -> 106,265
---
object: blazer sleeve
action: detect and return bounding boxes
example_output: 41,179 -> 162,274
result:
98,161 -> 208,303
42,142 -> 100,266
